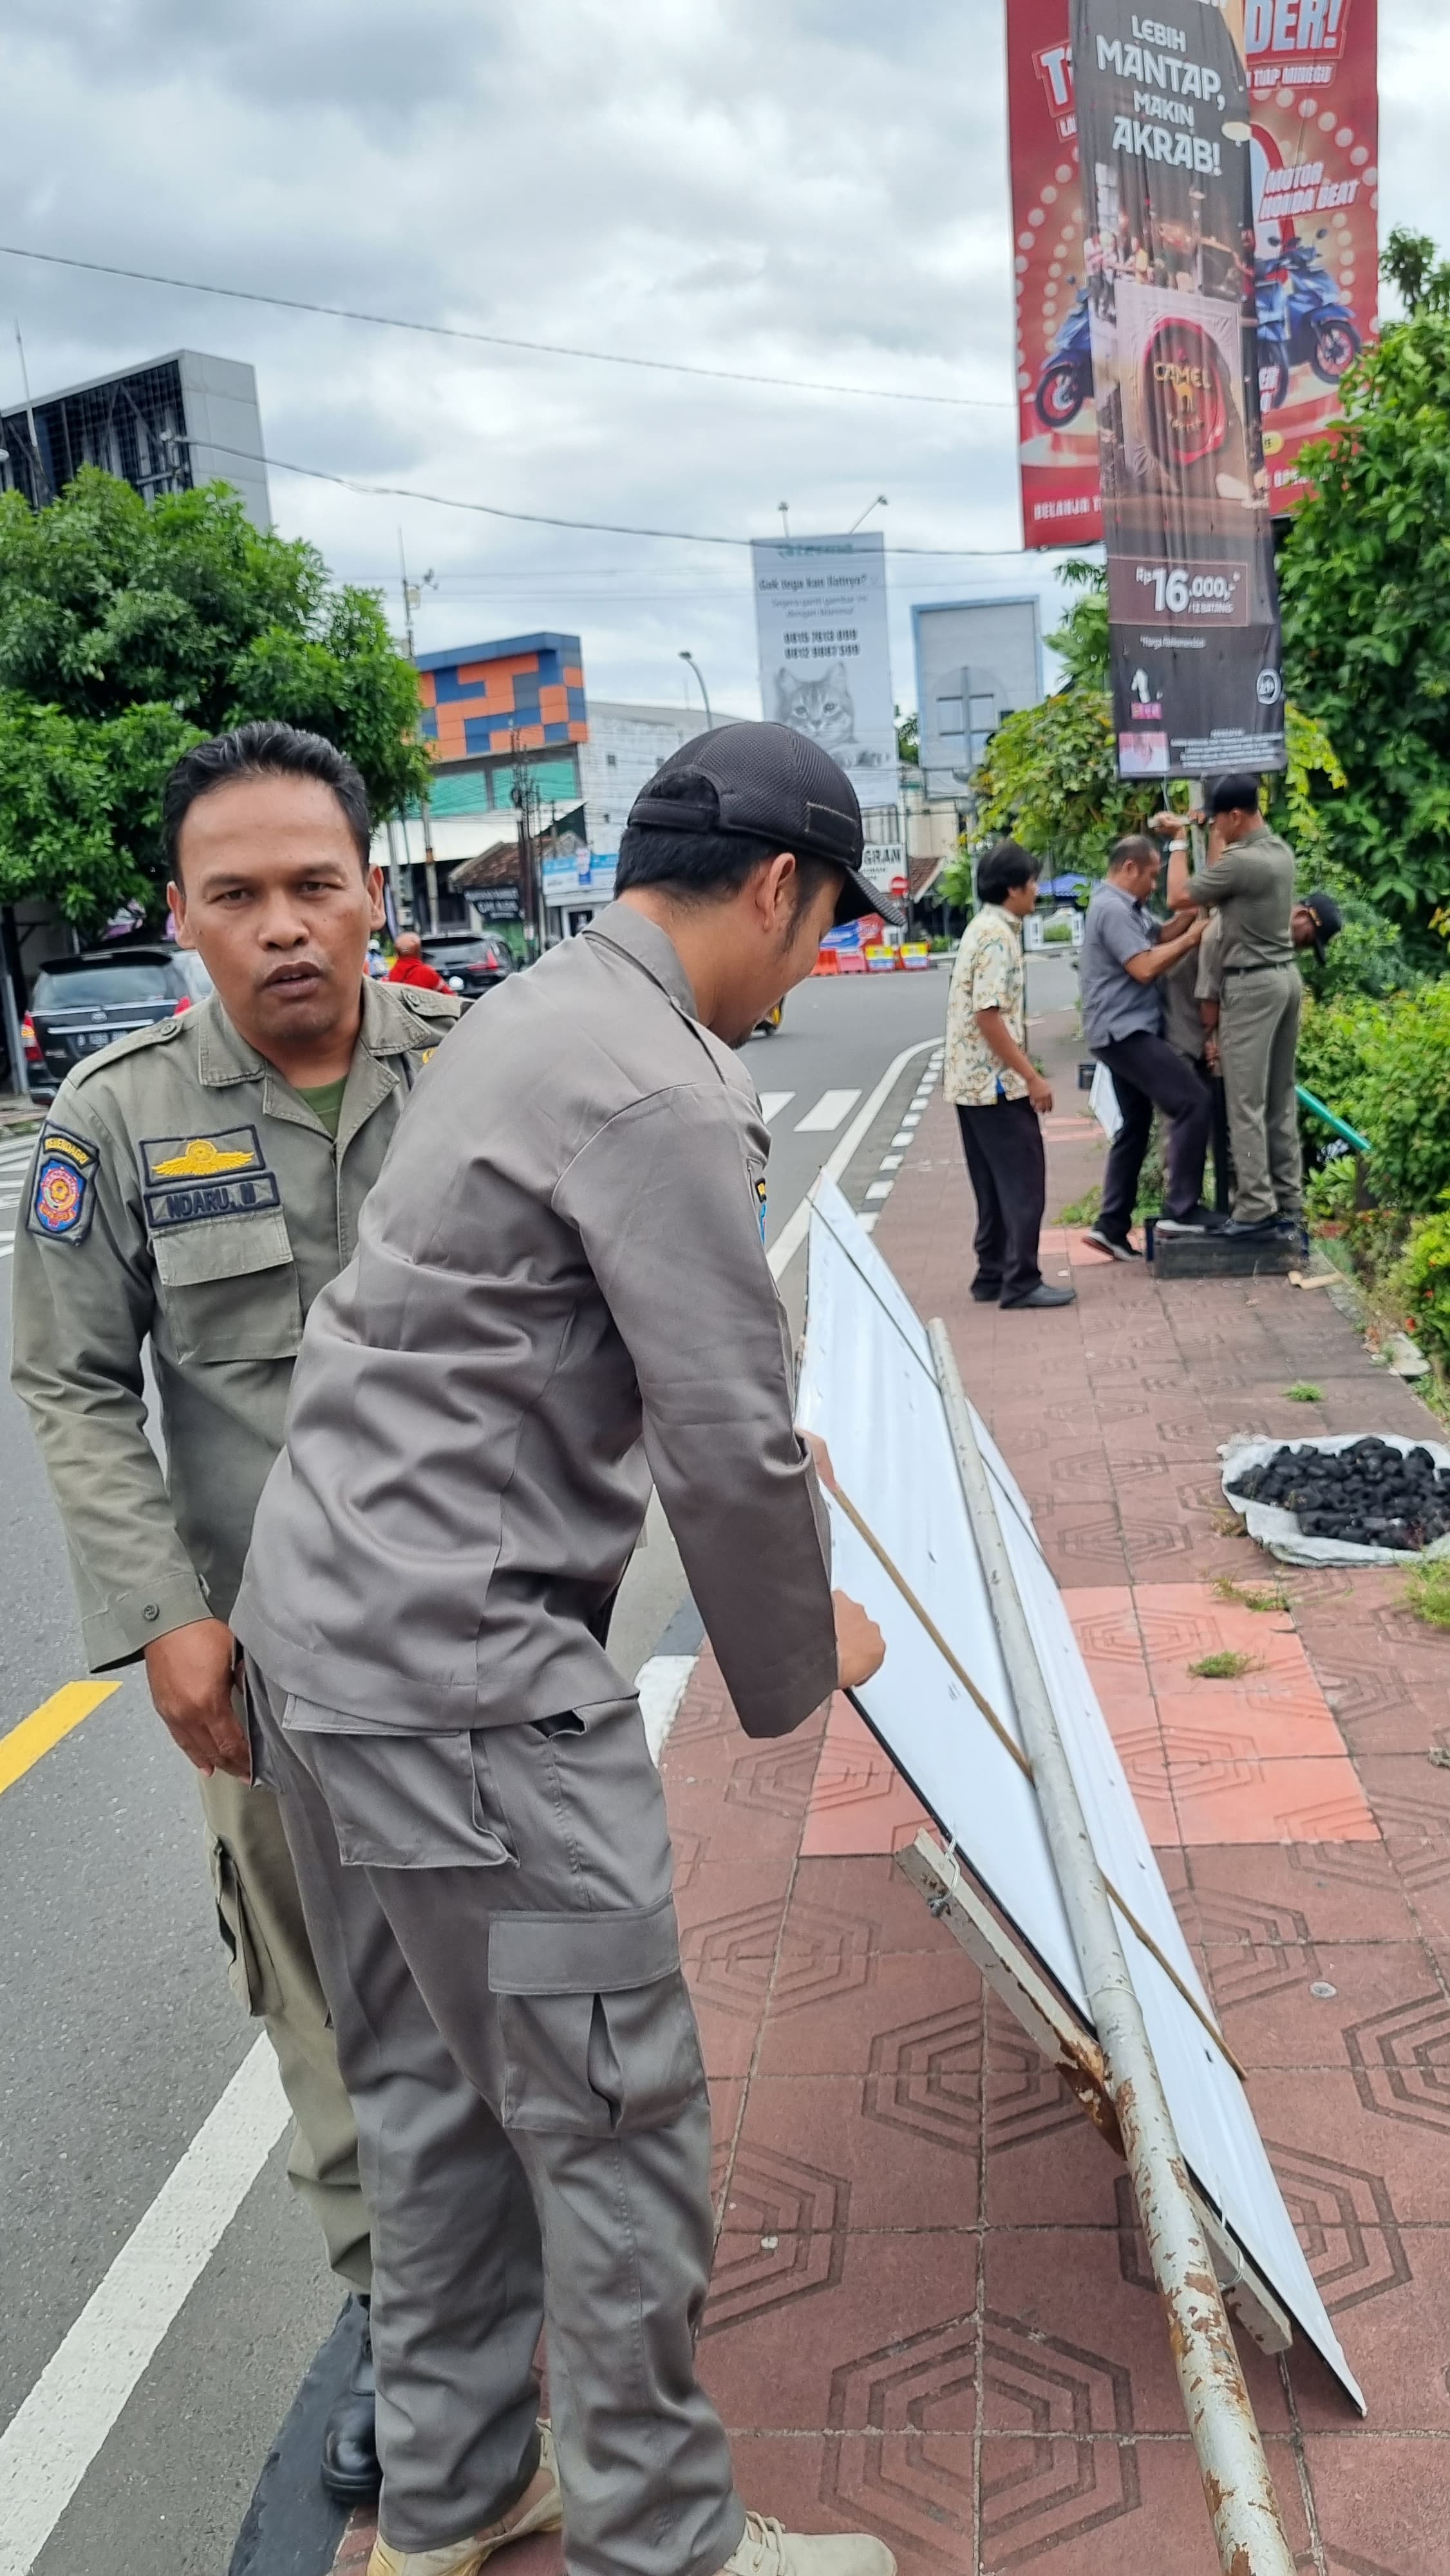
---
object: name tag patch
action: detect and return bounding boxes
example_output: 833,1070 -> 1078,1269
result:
140,1124 -> 281,1230
28,1128 -> 99,1242
144,1170 -> 282,1230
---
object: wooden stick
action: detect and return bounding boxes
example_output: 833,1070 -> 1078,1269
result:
828,1476 -> 1246,2082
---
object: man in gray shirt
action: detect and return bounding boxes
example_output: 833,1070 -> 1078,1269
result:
234,724 -> 893,2576
1078,835 -> 1207,1257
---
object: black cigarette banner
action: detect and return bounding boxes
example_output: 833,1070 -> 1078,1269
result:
1069,0 -> 1286,779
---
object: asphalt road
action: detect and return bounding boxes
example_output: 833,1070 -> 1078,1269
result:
0,961 -> 951,2576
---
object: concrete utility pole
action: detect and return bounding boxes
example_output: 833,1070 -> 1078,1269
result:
678,650 -> 713,729
397,531 -> 440,931
930,1323 -> 1298,2576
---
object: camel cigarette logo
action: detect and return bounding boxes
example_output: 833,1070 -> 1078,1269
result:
1143,321 -> 1229,469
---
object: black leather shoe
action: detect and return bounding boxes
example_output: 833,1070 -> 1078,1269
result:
970,1281 -> 1002,1303
1001,1282 -> 1077,1309
1220,1216 -> 1281,1240
321,2296 -> 380,2503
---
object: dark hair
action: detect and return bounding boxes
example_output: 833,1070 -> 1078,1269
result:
616,775 -> 835,923
975,839 -> 1040,905
164,721 -> 372,876
1209,772 -> 1262,819
1109,833 -> 1158,872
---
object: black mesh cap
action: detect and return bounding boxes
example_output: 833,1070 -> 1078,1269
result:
626,721 -> 903,928
1300,888 -> 1343,963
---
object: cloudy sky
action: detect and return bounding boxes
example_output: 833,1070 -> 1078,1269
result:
3,1 -> 1446,719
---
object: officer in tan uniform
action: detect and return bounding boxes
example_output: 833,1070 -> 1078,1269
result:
10,719 -> 457,2503
234,724 -> 894,2576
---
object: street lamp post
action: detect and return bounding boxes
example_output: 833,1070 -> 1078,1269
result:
679,650 -> 713,730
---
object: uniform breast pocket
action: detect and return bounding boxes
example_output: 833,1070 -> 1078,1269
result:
153,1212 -> 303,1365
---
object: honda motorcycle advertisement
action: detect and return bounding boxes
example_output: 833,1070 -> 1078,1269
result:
1071,0 -> 1285,777
1008,0 -> 1378,547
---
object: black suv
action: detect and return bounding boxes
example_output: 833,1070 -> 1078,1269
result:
24,946 -> 211,1098
419,931 -> 515,1007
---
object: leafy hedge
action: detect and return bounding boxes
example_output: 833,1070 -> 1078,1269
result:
1298,981 -> 1450,1213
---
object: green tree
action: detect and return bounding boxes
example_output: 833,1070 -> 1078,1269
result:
971,563 -> 1161,869
0,468 -> 429,926
895,708 -> 919,765
1277,228 -> 1450,927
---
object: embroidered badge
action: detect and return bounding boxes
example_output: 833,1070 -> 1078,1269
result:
27,1128 -> 99,1243
755,1175 -> 768,1243
139,1124 -> 282,1229
142,1126 -> 267,1184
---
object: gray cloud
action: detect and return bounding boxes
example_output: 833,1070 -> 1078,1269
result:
1,1 -> 1444,715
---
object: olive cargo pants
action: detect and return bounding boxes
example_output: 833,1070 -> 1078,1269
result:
199,1763 -> 372,2291
1219,963 -> 1303,1226
246,1664 -> 745,2576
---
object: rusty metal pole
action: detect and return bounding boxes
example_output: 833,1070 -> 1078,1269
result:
930,1321 -> 1297,2576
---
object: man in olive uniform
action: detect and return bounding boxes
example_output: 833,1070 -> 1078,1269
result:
10,720 -> 457,2501
1163,775 -> 1303,1238
232,724 -> 894,2576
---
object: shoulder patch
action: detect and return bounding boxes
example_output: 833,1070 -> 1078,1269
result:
401,988 -> 462,1024
70,1012 -> 188,1086
26,1126 -> 100,1244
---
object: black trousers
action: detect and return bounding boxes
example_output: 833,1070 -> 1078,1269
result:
1094,1031 -> 1214,1237
955,1098 -> 1046,1304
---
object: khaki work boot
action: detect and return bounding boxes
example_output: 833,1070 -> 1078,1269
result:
718,2513 -> 897,2576
367,2423 -> 563,2576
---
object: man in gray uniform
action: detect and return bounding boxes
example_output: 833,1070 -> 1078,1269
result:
233,724 -> 894,2576
1162,776 -> 1302,1238
10,721 -> 457,2501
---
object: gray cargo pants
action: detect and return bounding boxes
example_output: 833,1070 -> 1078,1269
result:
247,1662 -> 744,2576
1219,962 -> 1303,1225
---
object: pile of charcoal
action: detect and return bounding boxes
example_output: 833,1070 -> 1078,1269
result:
1230,1438 -> 1450,1551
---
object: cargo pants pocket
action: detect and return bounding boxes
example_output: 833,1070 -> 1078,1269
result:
207,1832 -> 275,2017
489,1902 -> 704,2137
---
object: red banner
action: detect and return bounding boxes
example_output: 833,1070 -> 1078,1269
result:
1008,0 -> 1378,548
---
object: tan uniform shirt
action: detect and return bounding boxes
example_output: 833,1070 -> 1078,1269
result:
1184,823 -> 1295,970
1162,913 -> 1224,1058
233,902 -> 837,1744
10,976 -> 458,1670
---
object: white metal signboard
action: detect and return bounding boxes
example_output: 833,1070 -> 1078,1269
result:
796,1179 -> 1361,2412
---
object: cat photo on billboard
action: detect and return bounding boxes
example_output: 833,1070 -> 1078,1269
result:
773,664 -> 887,768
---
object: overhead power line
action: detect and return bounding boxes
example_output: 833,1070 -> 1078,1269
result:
200,438 -> 1048,558
0,242 -> 1015,413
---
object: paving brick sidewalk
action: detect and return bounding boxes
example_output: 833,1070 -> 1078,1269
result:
334,1021 -> 1450,2576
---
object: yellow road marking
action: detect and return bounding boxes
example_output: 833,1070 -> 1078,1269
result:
0,1680 -> 120,1797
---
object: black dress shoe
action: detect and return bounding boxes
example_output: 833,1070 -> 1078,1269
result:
1220,1215 -> 1281,1239
321,2296 -> 380,2503
1001,1282 -> 1077,1309
970,1280 -> 1002,1303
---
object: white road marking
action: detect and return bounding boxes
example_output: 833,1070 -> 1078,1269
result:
756,1092 -> 795,1126
0,2039 -> 288,2576
637,1654 -> 699,1763
794,1088 -> 861,1134
865,1180 -> 892,1202
768,1039 -> 936,1281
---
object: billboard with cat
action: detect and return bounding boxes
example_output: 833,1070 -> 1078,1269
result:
750,532 -> 899,783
